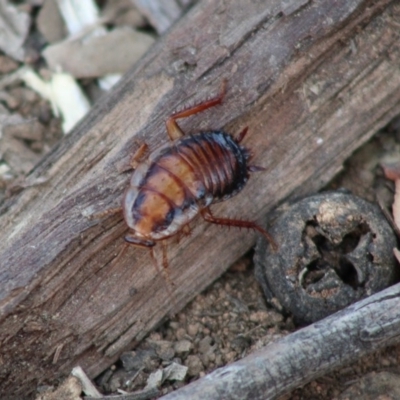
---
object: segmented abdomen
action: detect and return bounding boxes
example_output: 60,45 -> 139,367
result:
123,131 -> 249,239
173,131 -> 248,201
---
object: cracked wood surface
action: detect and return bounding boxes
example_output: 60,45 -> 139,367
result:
1,0 -> 400,396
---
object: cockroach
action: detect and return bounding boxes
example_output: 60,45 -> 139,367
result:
94,82 -> 276,288
122,83 -> 276,253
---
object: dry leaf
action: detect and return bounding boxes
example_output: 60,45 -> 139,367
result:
43,27 -> 155,78
0,0 -> 30,61
21,68 -> 91,133
37,0 -> 66,44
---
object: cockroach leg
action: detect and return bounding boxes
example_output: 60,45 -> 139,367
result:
124,233 -> 155,248
236,127 -> 249,143
201,207 -> 278,251
165,80 -> 227,141
160,241 -> 176,291
118,143 -> 149,173
165,115 -> 185,141
181,224 -> 191,237
89,207 -> 122,220
150,243 -> 177,308
377,196 -> 400,240
248,165 -> 266,172
176,225 -> 189,244
149,246 -> 159,272
130,143 -> 148,169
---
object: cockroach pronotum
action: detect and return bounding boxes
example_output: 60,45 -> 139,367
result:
94,82 -> 276,290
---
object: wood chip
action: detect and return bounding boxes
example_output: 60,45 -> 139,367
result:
0,0 -> 30,61
43,27 -> 155,78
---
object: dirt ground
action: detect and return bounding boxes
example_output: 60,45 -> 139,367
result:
1,2 -> 400,399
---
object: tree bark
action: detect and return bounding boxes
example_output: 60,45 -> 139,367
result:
1,0 -> 400,397
159,282 -> 400,400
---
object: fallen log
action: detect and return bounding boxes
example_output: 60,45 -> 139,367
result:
1,0 -> 400,397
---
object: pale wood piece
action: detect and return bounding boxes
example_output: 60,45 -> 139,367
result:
131,0 -> 195,33
1,0 -> 400,397
159,282 -> 400,400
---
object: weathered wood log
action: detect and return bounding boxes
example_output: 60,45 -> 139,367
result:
1,0 -> 400,397
159,282 -> 400,400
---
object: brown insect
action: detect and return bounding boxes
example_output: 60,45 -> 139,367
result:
93,83 -> 276,284
121,84 -> 276,253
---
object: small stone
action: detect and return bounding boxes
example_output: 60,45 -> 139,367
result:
224,351 -> 237,363
208,352 -> 216,362
187,323 -> 200,337
231,336 -> 251,353
4,120 -> 44,142
120,349 -> 157,371
108,369 -> 131,392
249,310 -> 270,323
172,357 -> 182,365
148,332 -> 163,341
175,327 -> 186,340
198,336 -> 213,354
150,340 -> 175,361
215,354 -> 223,367
169,321 -> 179,330
0,55 -> 18,74
174,340 -> 192,355
145,369 -> 163,389
163,362 -> 188,382
185,355 -> 204,377
200,353 -> 210,367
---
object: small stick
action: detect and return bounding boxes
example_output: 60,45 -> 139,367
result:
71,366 -> 102,398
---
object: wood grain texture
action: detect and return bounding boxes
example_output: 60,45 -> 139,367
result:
1,0 -> 400,396
159,282 -> 400,400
